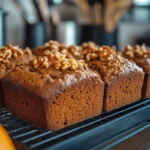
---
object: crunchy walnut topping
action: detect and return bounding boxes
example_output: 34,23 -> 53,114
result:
44,40 -> 60,47
123,44 -> 150,59
0,44 -> 32,62
81,42 -> 116,62
24,47 -> 32,55
81,42 -> 125,79
82,41 -> 98,50
38,40 -> 81,58
33,51 -> 85,71
89,53 -> 125,79
66,45 -> 81,58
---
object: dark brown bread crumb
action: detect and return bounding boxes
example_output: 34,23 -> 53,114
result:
2,52 -> 104,130
122,44 -> 150,99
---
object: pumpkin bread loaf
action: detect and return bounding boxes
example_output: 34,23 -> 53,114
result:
80,42 -> 144,112
122,44 -> 150,99
33,41 -> 145,111
2,51 -> 104,131
0,44 -> 34,107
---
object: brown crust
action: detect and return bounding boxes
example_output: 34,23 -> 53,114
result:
142,74 -> 150,99
122,44 -> 150,73
3,65 -> 102,100
122,44 -> 150,99
0,45 -> 35,108
88,57 -> 144,111
103,71 -> 144,111
3,74 -> 104,130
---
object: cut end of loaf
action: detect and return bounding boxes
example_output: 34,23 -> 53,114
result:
104,71 -> 144,112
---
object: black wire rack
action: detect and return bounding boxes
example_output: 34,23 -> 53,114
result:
1,99 -> 150,150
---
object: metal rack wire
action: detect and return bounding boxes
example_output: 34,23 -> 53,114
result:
1,99 -> 150,150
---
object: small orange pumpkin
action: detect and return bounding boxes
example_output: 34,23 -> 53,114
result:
0,125 -> 15,150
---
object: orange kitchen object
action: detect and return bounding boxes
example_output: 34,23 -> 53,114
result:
0,125 -> 15,150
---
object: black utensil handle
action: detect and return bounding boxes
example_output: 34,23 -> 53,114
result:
25,22 -> 46,48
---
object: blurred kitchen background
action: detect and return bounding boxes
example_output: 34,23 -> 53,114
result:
0,0 -> 150,49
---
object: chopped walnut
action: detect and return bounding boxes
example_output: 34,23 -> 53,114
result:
82,41 -> 97,50
81,42 -> 125,78
33,51 -> 86,71
36,40 -> 81,58
81,42 -> 116,62
24,48 -> 32,55
91,53 -> 98,59
124,50 -> 134,58
0,44 -> 32,61
33,59 -> 39,69
61,48 -> 68,54
61,60 -> 70,70
123,44 -> 150,59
